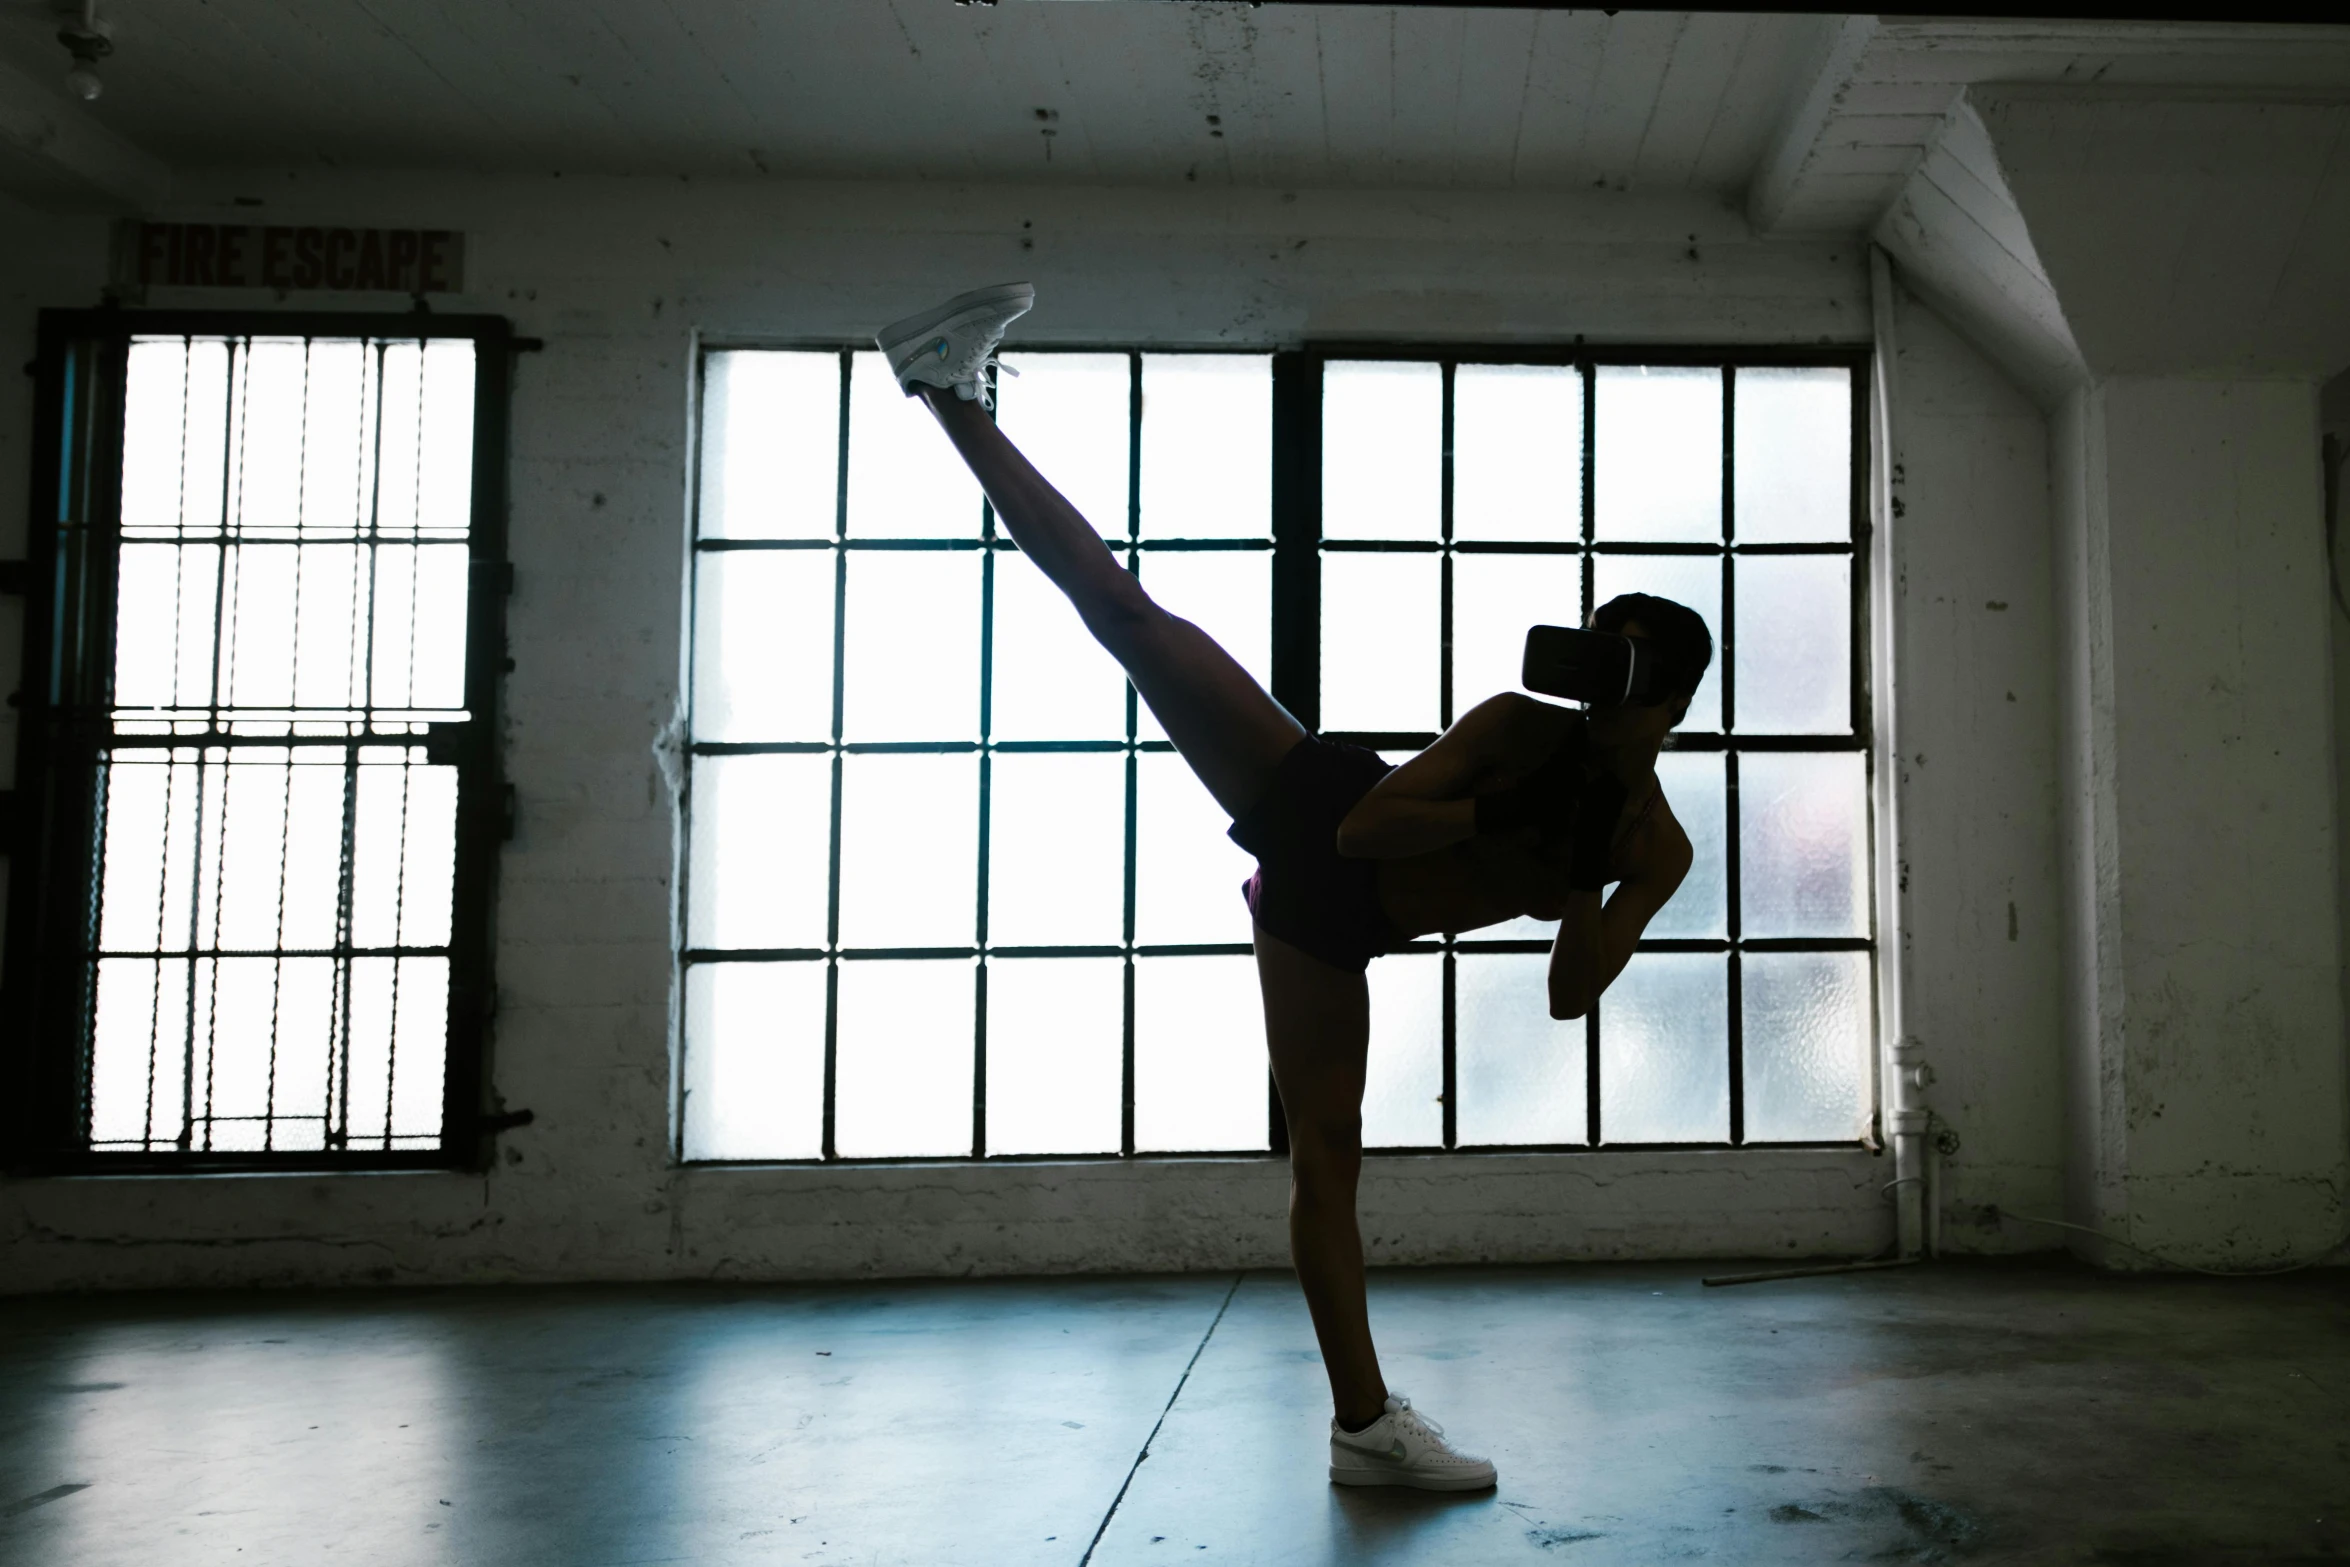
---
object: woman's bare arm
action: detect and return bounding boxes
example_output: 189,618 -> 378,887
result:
1547,825 -> 1692,1020
1334,694 -> 1578,859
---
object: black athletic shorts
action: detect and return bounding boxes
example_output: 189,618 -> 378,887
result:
1228,737 -> 1403,974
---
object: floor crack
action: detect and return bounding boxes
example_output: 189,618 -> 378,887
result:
1078,1271 -> 1245,1566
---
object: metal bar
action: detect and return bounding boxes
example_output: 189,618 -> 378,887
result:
821,348 -> 851,1162
1723,365 -> 1743,1148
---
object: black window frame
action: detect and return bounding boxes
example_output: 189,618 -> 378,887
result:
1,308 -> 518,1176
682,339 -> 1873,1165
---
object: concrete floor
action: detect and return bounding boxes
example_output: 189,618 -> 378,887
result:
0,1261 -> 2343,1567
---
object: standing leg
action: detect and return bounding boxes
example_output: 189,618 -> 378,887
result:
1255,924 -> 1389,1427
915,383 -> 1303,817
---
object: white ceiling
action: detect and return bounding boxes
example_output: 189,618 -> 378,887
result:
3,3 -> 2349,235
0,2 -> 1821,192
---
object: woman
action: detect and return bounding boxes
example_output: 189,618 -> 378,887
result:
877,284 -> 1710,1492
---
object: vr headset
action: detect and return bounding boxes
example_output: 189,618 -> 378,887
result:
1520,625 -> 1676,708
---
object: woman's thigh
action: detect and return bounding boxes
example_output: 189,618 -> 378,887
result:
1253,924 -> 1370,1146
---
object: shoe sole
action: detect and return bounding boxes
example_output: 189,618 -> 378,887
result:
874,282 -> 1036,358
1328,1463 -> 1498,1492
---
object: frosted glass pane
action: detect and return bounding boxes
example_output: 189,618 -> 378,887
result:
1600,952 -> 1727,1143
1593,553 -> 1721,733
837,754 -> 978,948
987,753 -> 1125,947
693,551 -> 835,742
363,544 -> 469,709
1456,952 -> 1586,1146
1451,552 -> 1582,716
1134,550 -> 1270,744
288,340 -> 369,536
373,341 -> 475,540
834,959 -> 975,1157
688,754 -> 831,950
846,350 -> 983,538
1362,954 -> 1442,1149
1734,555 -> 1851,735
1321,552 -> 1439,733
1453,364 -> 1583,544
122,339 -> 192,534
1322,362 -> 1441,541
1744,951 -> 1872,1143
1134,954 -> 1268,1152
1134,751 -> 1257,945
989,546 -> 1129,742
699,351 -> 841,540
1595,366 -> 1721,543
1644,752 -> 1727,940
1141,355 -> 1271,539
841,551 -> 980,741
1739,751 -> 1869,939
986,956 -> 1123,1155
995,353 -> 1131,538
1735,367 -> 1851,545
343,955 -> 449,1147
683,961 -> 827,1160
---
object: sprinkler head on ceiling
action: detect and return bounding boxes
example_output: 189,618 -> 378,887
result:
58,2 -> 112,102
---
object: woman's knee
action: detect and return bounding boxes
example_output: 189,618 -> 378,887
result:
1288,1110 -> 1363,1187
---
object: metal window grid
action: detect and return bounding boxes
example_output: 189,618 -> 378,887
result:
2,311 -> 517,1175
683,342 -> 1873,1163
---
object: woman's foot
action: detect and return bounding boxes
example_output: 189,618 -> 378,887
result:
1327,1392 -> 1498,1491
875,282 -> 1035,406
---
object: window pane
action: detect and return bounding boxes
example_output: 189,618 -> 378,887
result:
364,543 -> 470,710
342,955 -> 449,1149
1363,954 -> 1442,1149
122,339 -> 194,535
113,542 -> 218,708
683,960 -> 827,1160
1133,751 -> 1256,945
1734,367 -> 1850,545
846,350 -> 983,538
1134,954 -> 1268,1151
1739,751 -> 1868,939
841,551 -> 980,742
236,339 -> 308,534
989,548 -> 1128,742
1450,551 -> 1581,718
987,753 -> 1125,947
1734,554 -> 1851,735
837,753 -> 978,948
699,350 -> 841,541
1142,354 -> 1270,538
693,551 -> 836,743
374,340 -> 476,539
835,958 -> 975,1157
1321,552 -> 1439,733
986,956 -> 1123,1155
1646,752 -> 1727,939
1453,364 -> 1582,544
1456,952 -> 1585,1146
1592,553 -> 1722,733
1600,952 -> 1727,1143
1322,362 -> 1441,541
1744,950 -> 1872,1143
1595,366 -> 1721,543
1134,550 -> 1270,744
996,353 -> 1130,538
688,754 -> 831,950
349,753 -> 458,950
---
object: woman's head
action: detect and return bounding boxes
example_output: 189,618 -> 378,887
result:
1590,592 -> 1712,727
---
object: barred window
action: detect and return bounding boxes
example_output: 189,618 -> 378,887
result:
4,313 -> 513,1171
684,346 -> 1870,1161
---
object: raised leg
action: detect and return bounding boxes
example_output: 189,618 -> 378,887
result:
915,382 -> 1304,818
1255,923 -> 1390,1427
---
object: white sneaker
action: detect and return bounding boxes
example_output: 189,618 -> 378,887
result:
1327,1392 -> 1497,1492
875,282 -> 1035,406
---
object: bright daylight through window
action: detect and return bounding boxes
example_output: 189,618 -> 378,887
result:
8,324 -> 503,1166
684,348 -> 1871,1161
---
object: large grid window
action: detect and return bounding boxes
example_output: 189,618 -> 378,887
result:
683,346 -> 1869,1161
4,314 -> 511,1171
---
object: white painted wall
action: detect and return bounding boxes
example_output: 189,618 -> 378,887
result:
0,171 -> 2080,1289
1877,277 -> 2067,1250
